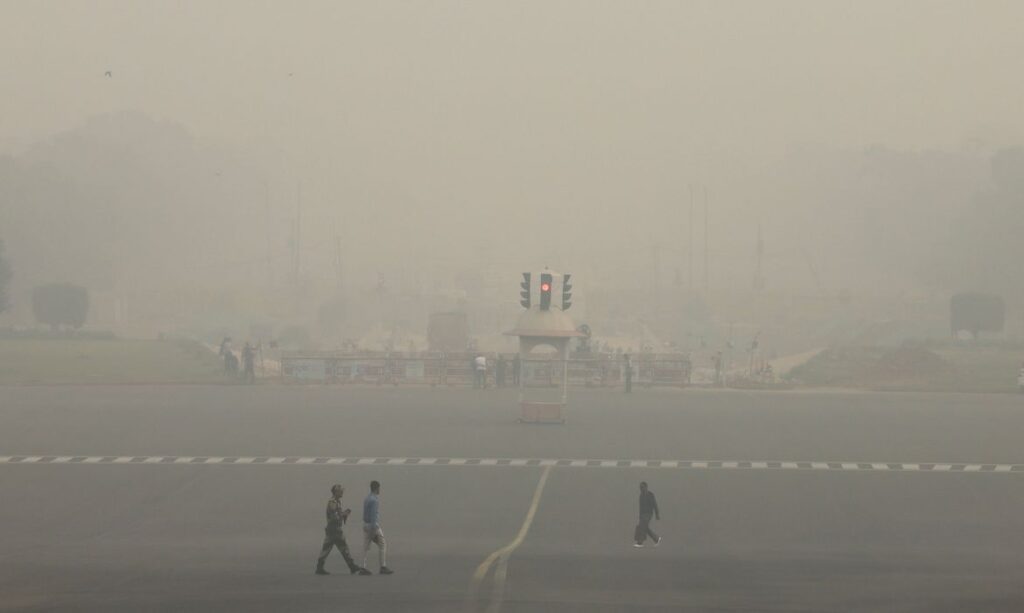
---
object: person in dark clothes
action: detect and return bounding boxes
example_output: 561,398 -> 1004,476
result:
633,481 -> 661,547
242,342 -> 256,384
512,354 -> 521,386
225,351 -> 239,376
624,354 -> 633,393
495,356 -> 507,388
219,337 -> 235,374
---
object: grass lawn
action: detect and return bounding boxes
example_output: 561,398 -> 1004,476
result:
0,338 -> 226,385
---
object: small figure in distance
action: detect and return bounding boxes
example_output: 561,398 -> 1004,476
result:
496,355 -> 507,388
219,337 -> 233,374
242,342 -> 256,384
363,480 -> 393,575
624,354 -> 633,393
316,484 -> 371,576
633,481 -> 661,548
473,354 -> 487,389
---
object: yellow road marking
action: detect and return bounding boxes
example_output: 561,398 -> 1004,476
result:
465,465 -> 552,612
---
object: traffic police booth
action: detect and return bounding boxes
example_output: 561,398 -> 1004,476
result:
506,271 -> 583,424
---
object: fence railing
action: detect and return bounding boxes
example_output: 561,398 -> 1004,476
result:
279,351 -> 692,388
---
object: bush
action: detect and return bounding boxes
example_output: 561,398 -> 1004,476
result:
32,284 -> 89,330
950,292 -> 1005,339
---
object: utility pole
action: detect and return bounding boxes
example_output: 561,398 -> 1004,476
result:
651,241 -> 661,297
292,180 -> 302,285
703,186 -> 709,292
754,222 -> 764,291
264,180 -> 273,287
688,185 -> 694,291
333,232 -> 344,290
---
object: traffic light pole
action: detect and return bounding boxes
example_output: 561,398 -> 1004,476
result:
508,270 -> 582,424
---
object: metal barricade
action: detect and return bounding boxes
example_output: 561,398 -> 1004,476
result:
280,352 -> 691,388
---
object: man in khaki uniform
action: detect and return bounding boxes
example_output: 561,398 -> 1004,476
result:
316,484 -> 371,575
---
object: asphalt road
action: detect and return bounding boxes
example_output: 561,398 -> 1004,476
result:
2,385 -> 1024,612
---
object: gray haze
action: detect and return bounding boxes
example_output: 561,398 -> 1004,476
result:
9,5 -> 1024,611
3,0 -> 1024,348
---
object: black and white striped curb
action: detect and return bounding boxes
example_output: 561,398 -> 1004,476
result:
1,455 -> 1023,473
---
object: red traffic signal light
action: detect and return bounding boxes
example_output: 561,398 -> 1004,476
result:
539,273 -> 553,310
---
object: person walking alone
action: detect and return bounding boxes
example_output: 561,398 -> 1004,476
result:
496,355 -> 507,388
242,342 -> 256,384
473,355 -> 487,389
362,481 -> 393,575
624,354 -> 633,393
633,481 -> 661,547
316,485 -> 371,575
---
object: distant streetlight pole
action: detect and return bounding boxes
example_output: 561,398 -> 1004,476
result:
703,186 -> 709,292
688,185 -> 694,291
292,180 -> 302,285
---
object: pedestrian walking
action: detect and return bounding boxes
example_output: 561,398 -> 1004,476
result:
219,337 -> 235,375
362,481 -> 393,575
242,342 -> 256,384
624,354 -> 633,393
473,355 -> 487,389
633,481 -> 661,547
496,356 -> 507,388
225,351 -> 239,376
315,484 -> 371,575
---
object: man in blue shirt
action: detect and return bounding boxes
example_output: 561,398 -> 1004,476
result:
362,480 -> 393,574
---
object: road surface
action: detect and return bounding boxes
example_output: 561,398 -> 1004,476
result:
2,385 -> 1024,611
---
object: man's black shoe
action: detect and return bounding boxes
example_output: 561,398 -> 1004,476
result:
379,566 -> 394,575
352,567 -> 372,576
315,568 -> 329,575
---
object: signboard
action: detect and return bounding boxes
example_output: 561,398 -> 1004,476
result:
285,358 -> 326,381
405,360 -> 425,379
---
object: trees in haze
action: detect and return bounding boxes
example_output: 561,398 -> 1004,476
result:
777,144 -> 989,292
950,292 -> 1005,339
0,112 -> 270,298
32,283 -> 89,331
926,148 -> 1024,299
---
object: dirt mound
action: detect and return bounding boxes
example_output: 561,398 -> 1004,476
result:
874,345 -> 950,379
787,344 -> 950,388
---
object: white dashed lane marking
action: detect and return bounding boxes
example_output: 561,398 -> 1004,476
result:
0,455 -> 1020,473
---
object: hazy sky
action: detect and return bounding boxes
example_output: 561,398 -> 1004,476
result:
4,1 -> 1022,154
2,1 -> 1023,294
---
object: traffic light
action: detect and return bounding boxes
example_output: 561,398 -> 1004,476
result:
561,273 -> 572,311
520,272 -> 531,309
539,272 -> 553,310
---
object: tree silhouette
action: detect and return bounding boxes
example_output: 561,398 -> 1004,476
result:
32,284 -> 89,330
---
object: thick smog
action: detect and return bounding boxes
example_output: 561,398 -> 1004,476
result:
2,2 -> 1024,611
